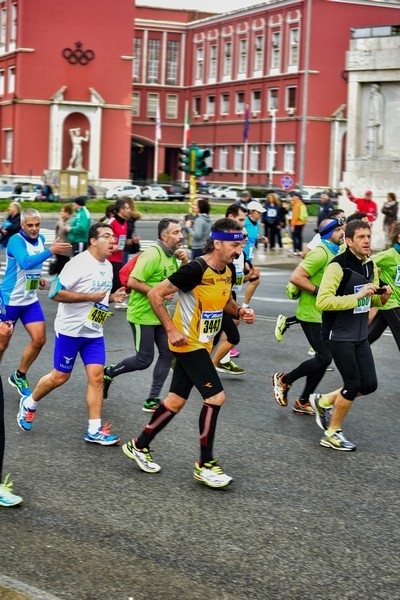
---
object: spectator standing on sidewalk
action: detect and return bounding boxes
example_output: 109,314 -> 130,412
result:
66,197 -> 91,255
345,188 -> 377,223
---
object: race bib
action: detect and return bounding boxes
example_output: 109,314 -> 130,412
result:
395,265 -> 400,287
25,274 -> 40,291
117,235 -> 127,250
267,208 -> 277,218
233,273 -> 244,291
353,285 -> 371,314
85,302 -> 109,331
199,310 -> 223,343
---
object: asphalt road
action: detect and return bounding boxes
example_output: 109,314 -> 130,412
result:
1,264 -> 399,599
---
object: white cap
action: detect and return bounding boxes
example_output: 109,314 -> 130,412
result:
247,200 -> 266,213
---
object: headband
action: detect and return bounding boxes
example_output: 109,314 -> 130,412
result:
209,231 -> 244,241
320,219 -> 342,240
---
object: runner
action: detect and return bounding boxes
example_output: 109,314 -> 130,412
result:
103,218 -> 188,412
0,208 -> 71,396
310,220 -> 391,450
271,218 -> 345,414
121,218 -> 255,488
16,223 -> 126,445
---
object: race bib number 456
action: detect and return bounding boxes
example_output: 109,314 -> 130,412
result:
199,310 -> 223,343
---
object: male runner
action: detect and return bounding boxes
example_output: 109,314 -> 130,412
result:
310,220 -> 391,450
0,208 -> 71,396
103,218 -> 188,412
17,223 -> 126,445
121,218 -> 255,488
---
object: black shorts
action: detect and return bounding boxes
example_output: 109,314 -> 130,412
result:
170,348 -> 224,400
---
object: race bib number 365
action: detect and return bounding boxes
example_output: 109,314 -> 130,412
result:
199,310 -> 223,343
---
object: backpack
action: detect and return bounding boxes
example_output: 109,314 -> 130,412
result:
299,203 -> 308,223
119,253 -> 142,287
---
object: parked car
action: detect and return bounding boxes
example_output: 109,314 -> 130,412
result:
141,185 -> 169,200
309,190 -> 339,205
0,184 -> 15,199
168,184 -> 188,202
87,185 -> 96,198
212,186 -> 242,200
13,182 -> 44,202
105,185 -> 142,200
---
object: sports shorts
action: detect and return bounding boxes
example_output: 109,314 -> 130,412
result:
53,332 -> 106,373
5,301 -> 45,326
170,348 -> 223,400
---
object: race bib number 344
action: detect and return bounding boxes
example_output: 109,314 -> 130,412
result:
199,310 -> 223,343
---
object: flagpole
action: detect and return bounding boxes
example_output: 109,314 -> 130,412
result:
154,101 -> 161,183
153,137 -> 158,183
243,141 -> 248,190
242,105 -> 249,190
181,100 -> 189,184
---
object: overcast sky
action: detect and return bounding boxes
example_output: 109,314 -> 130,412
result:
137,0 -> 261,14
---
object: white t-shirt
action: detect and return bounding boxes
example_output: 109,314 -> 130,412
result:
54,250 -> 113,338
232,252 -> 245,292
307,232 -> 321,251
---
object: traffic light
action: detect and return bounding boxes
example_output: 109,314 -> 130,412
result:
179,147 -> 197,174
195,148 -> 213,177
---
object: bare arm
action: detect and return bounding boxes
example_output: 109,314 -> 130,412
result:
52,290 -> 107,304
147,280 -> 188,346
224,295 -> 255,324
127,277 -> 152,294
290,265 -> 316,294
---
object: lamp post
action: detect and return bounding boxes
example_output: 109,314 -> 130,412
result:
268,108 -> 277,186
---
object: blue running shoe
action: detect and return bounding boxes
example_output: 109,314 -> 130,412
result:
8,371 -> 32,397
0,474 -> 23,507
85,422 -> 120,446
17,397 -> 36,431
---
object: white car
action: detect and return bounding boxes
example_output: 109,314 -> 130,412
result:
0,184 -> 15,199
141,185 -> 168,200
212,186 -> 241,200
105,185 -> 142,200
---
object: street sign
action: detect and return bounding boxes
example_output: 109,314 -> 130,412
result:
280,175 -> 294,190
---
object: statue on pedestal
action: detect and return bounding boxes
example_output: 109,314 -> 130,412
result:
68,127 -> 89,170
364,84 -> 384,159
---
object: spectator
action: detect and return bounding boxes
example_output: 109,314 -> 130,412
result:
99,203 -> 115,224
317,193 -> 335,227
290,194 -> 308,256
381,192 -> 398,245
345,188 -> 377,223
186,198 -> 211,259
0,202 -> 21,248
65,196 -> 91,256
262,193 -> 283,251
49,204 -> 73,275
236,190 -> 252,212
123,197 -> 141,265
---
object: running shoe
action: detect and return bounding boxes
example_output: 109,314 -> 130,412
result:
309,393 -> 333,431
85,422 -> 120,445
193,459 -> 233,488
17,397 -> 36,431
143,397 -> 161,413
103,367 -> 114,399
275,314 -> 288,342
320,430 -> 356,452
230,347 -> 240,358
292,399 -> 315,415
0,474 -> 23,507
215,361 -> 246,375
122,438 -> 161,473
8,371 -> 32,397
115,301 -> 128,310
271,372 -> 291,407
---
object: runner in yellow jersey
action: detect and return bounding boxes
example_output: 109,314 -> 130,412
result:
121,218 -> 255,488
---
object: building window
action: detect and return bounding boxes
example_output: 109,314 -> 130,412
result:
9,3 -> 17,52
268,88 -> 279,112
219,146 -> 228,170
193,96 -> 201,117
133,38 -> 141,83
4,130 -> 13,161
249,145 -> 260,171
266,144 -> 277,171
221,93 -> 230,115
254,36 -> 264,74
209,44 -> 217,81
251,90 -> 261,114
166,94 -> 178,118
271,31 -> 281,72
132,92 -> 140,117
206,95 -> 215,116
147,39 -> 160,84
204,146 -> 213,168
7,66 -> 15,94
238,38 -> 247,77
0,8 -> 7,53
223,42 -> 232,79
166,40 -> 179,85
236,91 -> 245,114
195,46 -> 204,82
286,86 -> 297,113
0,70 -> 4,95
288,28 -> 299,70
147,93 -> 159,118
284,144 -> 295,172
234,146 -> 244,170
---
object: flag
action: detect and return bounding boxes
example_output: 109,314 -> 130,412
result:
156,103 -> 162,141
243,106 -> 249,143
184,101 -> 190,146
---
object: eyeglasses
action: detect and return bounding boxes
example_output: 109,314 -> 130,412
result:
97,234 -> 117,241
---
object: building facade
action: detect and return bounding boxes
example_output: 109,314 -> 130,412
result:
133,0 -> 400,190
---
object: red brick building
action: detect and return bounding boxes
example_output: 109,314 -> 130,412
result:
0,0 -> 134,187
133,0 -> 400,190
